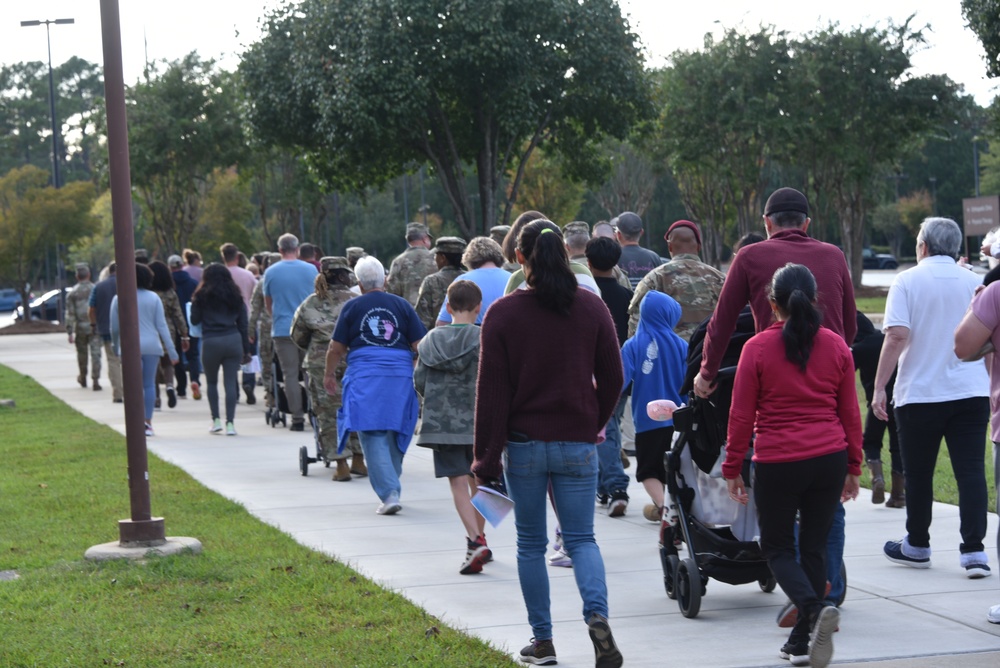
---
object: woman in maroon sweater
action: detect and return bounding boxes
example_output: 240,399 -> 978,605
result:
473,220 -> 624,668
724,263 -> 861,668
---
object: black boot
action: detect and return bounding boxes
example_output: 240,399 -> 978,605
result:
867,459 -> 885,504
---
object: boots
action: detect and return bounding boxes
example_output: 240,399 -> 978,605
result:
885,471 -> 906,508
867,459 -> 885,504
333,459 -> 352,482
350,452 -> 368,477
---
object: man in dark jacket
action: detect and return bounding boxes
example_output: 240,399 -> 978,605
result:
169,254 -> 200,398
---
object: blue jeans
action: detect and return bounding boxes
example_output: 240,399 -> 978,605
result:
504,440 -> 609,640
141,354 -> 159,420
597,398 -> 629,496
358,430 -> 404,502
793,501 -> 846,604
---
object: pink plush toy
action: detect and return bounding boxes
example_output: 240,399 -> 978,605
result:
646,399 -> 682,421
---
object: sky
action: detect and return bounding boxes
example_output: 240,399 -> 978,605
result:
1,0 -> 997,105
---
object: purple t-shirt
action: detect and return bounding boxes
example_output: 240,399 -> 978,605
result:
971,281 -> 1000,437
228,265 -> 258,313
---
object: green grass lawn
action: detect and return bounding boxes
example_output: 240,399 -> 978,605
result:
855,296 -> 887,315
0,366 -> 516,667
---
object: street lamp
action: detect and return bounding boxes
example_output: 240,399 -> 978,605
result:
20,17 -> 75,189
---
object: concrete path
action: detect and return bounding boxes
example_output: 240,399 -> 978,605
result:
3,333 -> 999,667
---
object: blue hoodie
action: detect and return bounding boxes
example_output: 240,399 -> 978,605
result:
621,291 -> 689,432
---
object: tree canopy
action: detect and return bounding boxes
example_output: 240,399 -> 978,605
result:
962,0 -> 1000,78
240,0 -> 654,236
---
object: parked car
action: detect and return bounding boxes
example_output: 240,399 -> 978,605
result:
0,288 -> 27,312
14,288 -> 69,322
862,248 -> 898,270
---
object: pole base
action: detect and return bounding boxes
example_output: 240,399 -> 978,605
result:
118,517 -> 166,547
84,536 -> 202,561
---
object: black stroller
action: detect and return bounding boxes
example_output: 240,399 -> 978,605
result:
658,309 -> 776,618
265,352 -> 325,476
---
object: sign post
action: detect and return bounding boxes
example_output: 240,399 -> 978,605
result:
962,195 -> 1000,261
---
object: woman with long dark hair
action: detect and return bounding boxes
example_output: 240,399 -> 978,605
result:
723,263 -> 861,668
190,263 -> 250,435
149,260 -> 189,409
110,263 -> 178,437
473,219 -> 625,667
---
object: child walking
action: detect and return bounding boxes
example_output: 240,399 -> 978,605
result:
414,280 -> 491,574
621,290 -> 688,522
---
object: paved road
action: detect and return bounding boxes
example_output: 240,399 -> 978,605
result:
2,334 -> 999,667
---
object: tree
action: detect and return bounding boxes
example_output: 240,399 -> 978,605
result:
510,146 -> 585,226
240,0 -> 653,237
594,139 -> 657,219
962,0 -> 1000,78
792,22 -> 959,286
0,165 -> 97,310
126,54 -> 246,256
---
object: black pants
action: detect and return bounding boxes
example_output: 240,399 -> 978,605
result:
634,426 -> 673,484
862,403 -> 902,475
894,398 -> 989,553
754,450 -> 846,637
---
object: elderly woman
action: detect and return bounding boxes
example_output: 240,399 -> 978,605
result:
434,237 -> 511,326
323,256 -> 426,514
291,257 -> 365,481
874,217 -> 991,576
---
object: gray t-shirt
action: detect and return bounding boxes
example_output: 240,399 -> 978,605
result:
617,244 -> 662,288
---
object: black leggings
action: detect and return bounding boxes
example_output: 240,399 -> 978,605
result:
754,450 -> 846,637
202,332 -> 242,423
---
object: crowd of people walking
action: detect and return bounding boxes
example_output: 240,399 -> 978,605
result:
62,188 -> 1000,668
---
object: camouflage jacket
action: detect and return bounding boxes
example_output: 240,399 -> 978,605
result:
413,324 -> 479,446
385,246 -> 437,306
248,280 -> 272,341
415,266 -> 465,330
627,254 -> 725,341
155,289 -> 189,341
290,286 -> 355,370
65,281 -> 94,332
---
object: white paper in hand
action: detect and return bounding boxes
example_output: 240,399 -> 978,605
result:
472,486 -> 514,528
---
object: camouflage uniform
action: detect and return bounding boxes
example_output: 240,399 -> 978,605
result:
385,246 -> 437,306
65,275 -> 101,385
415,267 -> 466,330
413,323 -> 480,448
627,253 -> 725,341
249,279 -> 275,408
290,264 -> 361,461
155,288 -> 188,388
414,236 -> 468,330
611,265 -> 633,291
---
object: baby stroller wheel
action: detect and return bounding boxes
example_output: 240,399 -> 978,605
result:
759,576 -> 777,593
299,445 -> 309,476
663,554 -> 680,600
676,558 -> 702,618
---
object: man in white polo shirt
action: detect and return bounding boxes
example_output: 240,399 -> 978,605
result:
874,217 -> 990,577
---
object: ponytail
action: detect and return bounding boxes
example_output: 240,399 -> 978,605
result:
518,220 -> 577,315
769,263 -> 821,371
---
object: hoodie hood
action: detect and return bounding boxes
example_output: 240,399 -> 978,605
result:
417,324 -> 480,373
638,290 -> 681,334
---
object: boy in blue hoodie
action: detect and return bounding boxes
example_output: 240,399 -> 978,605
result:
621,291 -> 688,522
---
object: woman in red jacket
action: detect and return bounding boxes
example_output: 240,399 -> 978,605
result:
724,263 -> 861,668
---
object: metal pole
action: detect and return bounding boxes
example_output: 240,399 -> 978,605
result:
974,140 -> 981,198
44,22 -> 61,189
99,0 -> 165,546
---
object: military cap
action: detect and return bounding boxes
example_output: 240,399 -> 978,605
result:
74,262 -> 90,271
434,236 -> 467,255
345,247 -> 367,264
563,221 -> 590,235
134,248 -> 149,261
320,256 -> 351,272
489,225 -> 511,245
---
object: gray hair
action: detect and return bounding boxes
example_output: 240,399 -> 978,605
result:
917,217 -> 962,259
462,237 -> 505,269
592,222 -> 615,239
277,233 -> 299,253
564,230 -> 589,255
354,256 -> 386,290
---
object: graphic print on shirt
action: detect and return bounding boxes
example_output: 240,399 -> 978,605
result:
360,307 -> 402,347
641,340 -> 658,374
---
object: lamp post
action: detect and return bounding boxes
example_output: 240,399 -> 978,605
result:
20,18 -> 74,189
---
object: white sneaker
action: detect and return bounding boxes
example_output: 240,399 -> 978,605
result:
210,419 -> 222,433
144,422 -> 154,437
376,494 -> 402,515
988,604 -> 1000,624
226,422 -> 236,436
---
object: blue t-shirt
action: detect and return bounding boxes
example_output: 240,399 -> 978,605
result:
333,291 -> 427,352
262,259 -> 318,338
436,266 -> 511,324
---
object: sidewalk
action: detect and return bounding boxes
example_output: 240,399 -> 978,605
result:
3,333 -> 999,667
